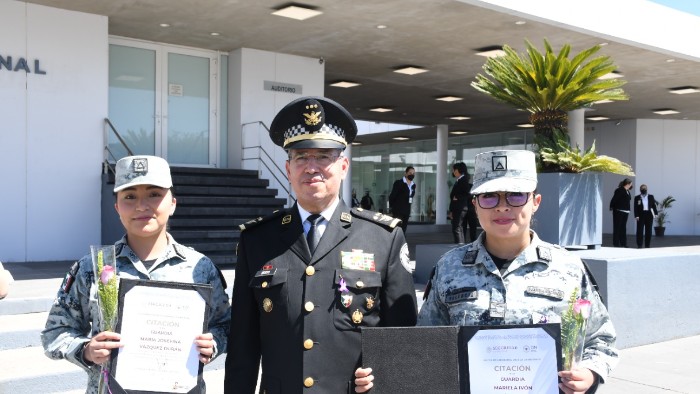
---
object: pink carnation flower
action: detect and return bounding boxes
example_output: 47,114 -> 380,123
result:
100,265 -> 115,285
573,298 -> 592,319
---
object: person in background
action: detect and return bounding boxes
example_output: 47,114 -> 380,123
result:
0,261 -> 14,300
225,97 -> 417,394
351,189 -> 361,208
41,155 -> 231,394
634,184 -> 658,248
360,189 -> 375,211
356,150 -> 618,394
449,162 -> 478,244
610,178 -> 633,247
389,166 -> 416,234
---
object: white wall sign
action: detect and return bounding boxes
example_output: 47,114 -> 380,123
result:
264,80 -> 302,94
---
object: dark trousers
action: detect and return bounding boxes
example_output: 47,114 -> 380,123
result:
451,209 -> 478,244
612,210 -> 629,247
396,212 -> 410,234
636,211 -> 654,248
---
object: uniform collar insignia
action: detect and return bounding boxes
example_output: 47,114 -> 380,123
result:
536,246 -> 552,262
282,215 -> 292,224
340,212 -> 352,223
462,249 -> 478,265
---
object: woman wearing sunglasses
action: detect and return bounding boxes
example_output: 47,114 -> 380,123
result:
355,150 -> 618,394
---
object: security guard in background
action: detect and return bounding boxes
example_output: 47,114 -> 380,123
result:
224,97 -> 418,394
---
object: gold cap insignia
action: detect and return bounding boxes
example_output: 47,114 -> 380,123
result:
304,104 -> 322,126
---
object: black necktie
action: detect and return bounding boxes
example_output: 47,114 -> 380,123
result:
306,214 -> 323,255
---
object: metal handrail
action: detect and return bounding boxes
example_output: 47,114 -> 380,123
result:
241,120 -> 294,205
104,118 -> 134,157
103,118 -> 134,175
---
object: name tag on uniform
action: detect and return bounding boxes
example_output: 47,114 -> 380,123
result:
489,301 -> 506,318
341,250 -> 376,271
255,265 -> 277,277
525,286 -> 564,300
444,287 -> 478,304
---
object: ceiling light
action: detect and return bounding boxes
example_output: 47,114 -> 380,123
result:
272,5 -> 322,21
450,130 -> 468,135
370,107 -> 393,113
587,116 -> 609,121
594,99 -> 614,104
449,116 -> 471,120
436,96 -> 463,102
653,109 -> 680,115
515,20 -> 526,25
517,123 -> 534,128
376,25 -> 387,29
159,23 -> 170,27
475,45 -> 505,58
600,42 -> 609,46
669,86 -> 700,95
351,141 -> 363,145
598,71 -> 623,80
393,136 -> 410,141
330,81 -> 361,88
666,59 -> 676,63
210,32 -> 220,36
393,66 -> 429,75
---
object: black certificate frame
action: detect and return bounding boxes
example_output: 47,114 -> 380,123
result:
108,278 -> 213,394
459,323 -> 563,394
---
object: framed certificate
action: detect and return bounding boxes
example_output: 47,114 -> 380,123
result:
108,278 -> 212,394
361,324 -> 562,394
460,324 -> 563,394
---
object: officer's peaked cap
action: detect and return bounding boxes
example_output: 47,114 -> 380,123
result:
269,96 -> 357,150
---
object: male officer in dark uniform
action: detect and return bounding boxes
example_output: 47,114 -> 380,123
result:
449,162 -> 478,243
224,97 -> 418,394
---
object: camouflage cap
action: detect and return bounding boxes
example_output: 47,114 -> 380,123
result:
114,155 -> 173,192
269,96 -> 357,150
470,150 -> 537,194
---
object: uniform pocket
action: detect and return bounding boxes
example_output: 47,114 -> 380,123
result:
333,269 -> 382,331
249,268 -> 288,315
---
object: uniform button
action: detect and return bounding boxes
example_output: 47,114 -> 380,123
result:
261,281 -> 268,288
356,280 -> 364,289
305,266 -> 315,276
303,339 -> 314,350
304,377 -> 314,387
304,301 -> 315,312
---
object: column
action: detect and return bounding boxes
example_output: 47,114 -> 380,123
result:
343,145 -> 353,207
435,124 -> 448,225
568,108 -> 585,150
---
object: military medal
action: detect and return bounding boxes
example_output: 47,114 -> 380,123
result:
365,296 -> 374,310
341,294 -> 353,308
263,298 -> 273,312
352,309 -> 363,324
338,276 -> 348,292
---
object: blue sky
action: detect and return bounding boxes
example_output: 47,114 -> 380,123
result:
650,0 -> 700,16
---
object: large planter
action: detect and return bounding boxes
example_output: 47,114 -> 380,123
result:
533,173 -> 602,249
654,226 -> 666,237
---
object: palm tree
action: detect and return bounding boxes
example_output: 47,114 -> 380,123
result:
472,39 -> 632,174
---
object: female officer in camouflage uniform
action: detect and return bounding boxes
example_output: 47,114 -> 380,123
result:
41,155 -> 230,393
356,150 -> 618,394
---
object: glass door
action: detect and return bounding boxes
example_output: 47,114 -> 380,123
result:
108,38 -> 218,166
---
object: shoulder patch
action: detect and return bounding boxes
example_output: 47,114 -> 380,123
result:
239,209 -> 288,232
351,208 -> 401,230
536,246 -> 552,262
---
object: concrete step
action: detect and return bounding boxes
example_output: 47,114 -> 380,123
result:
0,312 -> 47,350
0,278 -> 61,316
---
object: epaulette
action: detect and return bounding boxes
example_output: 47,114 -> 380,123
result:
239,209 -> 288,232
351,208 -> 402,230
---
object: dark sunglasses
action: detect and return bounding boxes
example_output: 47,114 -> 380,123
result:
475,192 -> 531,209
